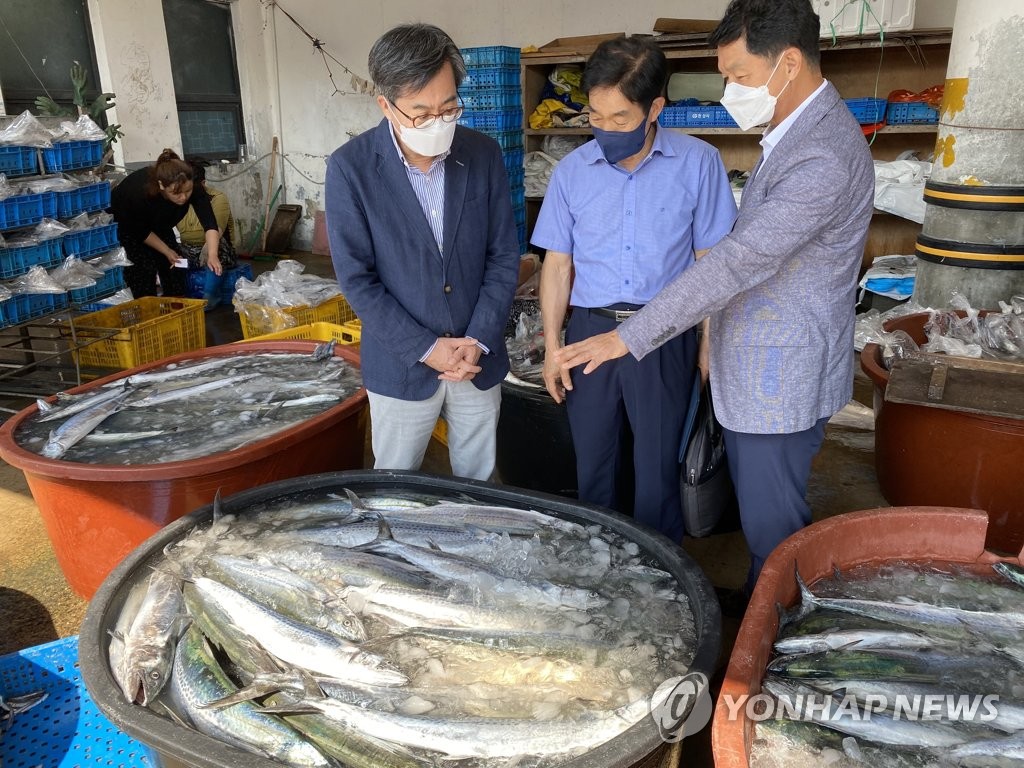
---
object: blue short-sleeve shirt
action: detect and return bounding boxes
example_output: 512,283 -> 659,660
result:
531,127 -> 737,307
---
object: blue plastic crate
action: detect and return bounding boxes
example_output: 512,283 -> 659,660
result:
55,181 -> 112,219
507,166 -> 525,190
886,101 -> 939,125
40,140 -> 104,173
0,297 -> 10,328
460,46 -> 520,68
0,191 -> 57,231
7,292 -> 68,323
659,105 -> 738,128
69,266 -> 125,305
486,130 -> 523,152
845,97 -> 887,125
513,204 -> 527,228
62,223 -> 119,259
509,184 -> 525,208
503,147 -> 524,172
0,146 -> 38,177
458,108 -> 523,132
0,637 -> 150,767
460,89 -> 522,111
0,238 -> 64,279
461,66 -> 520,90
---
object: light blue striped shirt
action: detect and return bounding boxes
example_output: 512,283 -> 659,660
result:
389,122 -> 448,254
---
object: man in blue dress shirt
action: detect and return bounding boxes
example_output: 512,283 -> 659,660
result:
533,36 -> 737,541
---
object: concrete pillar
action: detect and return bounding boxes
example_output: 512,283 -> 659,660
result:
914,0 -> 1024,308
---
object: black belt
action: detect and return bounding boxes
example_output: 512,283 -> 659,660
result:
589,306 -> 643,322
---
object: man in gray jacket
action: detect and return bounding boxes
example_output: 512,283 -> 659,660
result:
554,0 -> 874,604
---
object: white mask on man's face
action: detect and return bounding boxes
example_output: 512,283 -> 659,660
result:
389,104 -> 457,157
720,56 -> 790,131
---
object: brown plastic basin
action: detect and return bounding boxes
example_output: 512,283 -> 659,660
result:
711,505 -> 1024,767
861,312 -> 1024,553
0,342 -> 367,598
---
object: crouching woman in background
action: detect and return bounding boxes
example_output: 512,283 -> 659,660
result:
178,160 -> 239,309
110,149 -> 222,298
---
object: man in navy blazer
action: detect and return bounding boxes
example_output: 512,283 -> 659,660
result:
326,23 -> 519,480
554,0 -> 874,607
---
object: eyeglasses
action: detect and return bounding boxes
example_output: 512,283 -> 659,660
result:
389,99 -> 464,129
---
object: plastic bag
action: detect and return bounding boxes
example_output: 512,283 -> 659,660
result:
49,256 -> 103,289
88,287 -> 133,308
33,218 -> 71,241
981,313 -> 1024,358
858,255 -> 916,300
504,311 -> 547,387
87,247 -> 131,269
0,174 -> 23,201
7,265 -> 67,294
525,151 -> 560,199
853,299 -> 928,351
0,111 -> 54,148
873,159 -> 931,224
89,211 -> 114,227
880,330 -> 920,370
66,212 -> 93,231
541,134 -> 586,161
57,115 -> 106,141
26,176 -> 78,193
0,283 -> 11,302
231,260 -> 343,330
922,334 -> 983,358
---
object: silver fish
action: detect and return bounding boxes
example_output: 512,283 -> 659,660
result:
36,384 -> 126,423
203,554 -> 366,642
763,677 -> 968,748
994,562 -> 1024,590
41,391 -> 129,459
774,629 -> 935,655
266,691 -> 660,759
127,373 -> 260,408
169,625 -> 330,767
114,570 -> 184,706
192,577 -> 406,686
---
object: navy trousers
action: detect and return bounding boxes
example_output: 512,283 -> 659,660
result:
723,417 -> 828,593
565,307 -> 696,542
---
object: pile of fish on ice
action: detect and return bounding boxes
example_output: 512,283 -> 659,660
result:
109,487 -> 697,766
752,562 -> 1024,768
15,345 -> 360,464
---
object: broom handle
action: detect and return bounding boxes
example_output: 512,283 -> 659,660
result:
260,136 -> 279,253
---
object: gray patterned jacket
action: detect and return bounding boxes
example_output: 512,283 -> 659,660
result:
619,82 -> 874,434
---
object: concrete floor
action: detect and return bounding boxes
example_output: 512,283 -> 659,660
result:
0,250 -> 887,766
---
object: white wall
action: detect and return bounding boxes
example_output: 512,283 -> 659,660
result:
10,0 -> 958,249
87,0 -> 181,167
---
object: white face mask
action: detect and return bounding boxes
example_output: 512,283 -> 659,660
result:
389,105 -> 457,157
720,56 -> 790,131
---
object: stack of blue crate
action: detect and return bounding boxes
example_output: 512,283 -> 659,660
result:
458,46 -> 526,254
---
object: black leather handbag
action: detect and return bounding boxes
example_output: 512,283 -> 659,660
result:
678,372 -> 739,538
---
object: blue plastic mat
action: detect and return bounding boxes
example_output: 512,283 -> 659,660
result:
0,637 -> 151,767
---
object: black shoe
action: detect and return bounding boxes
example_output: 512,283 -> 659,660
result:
714,586 -> 751,620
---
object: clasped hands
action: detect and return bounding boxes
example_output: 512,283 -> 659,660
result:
425,337 -> 484,383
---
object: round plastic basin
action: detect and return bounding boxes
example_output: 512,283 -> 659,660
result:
711,505 -> 1022,767
79,470 -> 721,768
0,341 -> 367,598
861,312 -> 1024,553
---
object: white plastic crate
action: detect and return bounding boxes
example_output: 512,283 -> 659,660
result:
813,0 -> 915,37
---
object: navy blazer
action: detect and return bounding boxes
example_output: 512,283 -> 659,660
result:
325,120 -> 520,400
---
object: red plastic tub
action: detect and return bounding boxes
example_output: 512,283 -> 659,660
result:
861,312 -> 1024,553
711,506 -> 1024,767
0,342 -> 367,598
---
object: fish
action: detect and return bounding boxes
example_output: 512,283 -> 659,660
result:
994,562 -> 1024,591
948,730 -> 1024,762
202,553 -> 366,642
762,677 -> 969,748
359,516 -> 606,610
40,391 -> 129,459
103,356 -> 242,388
794,569 -> 1024,639
112,569 -> 185,706
83,429 -> 175,444
35,385 -> 126,423
191,576 -> 407,686
262,690 -> 661,759
126,373 -> 261,408
169,624 -> 331,767
774,629 -> 935,655
259,541 -> 433,590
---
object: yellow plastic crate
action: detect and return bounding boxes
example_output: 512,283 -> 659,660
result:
64,297 -> 207,369
238,322 -> 359,345
237,293 -> 356,339
432,417 -> 448,446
